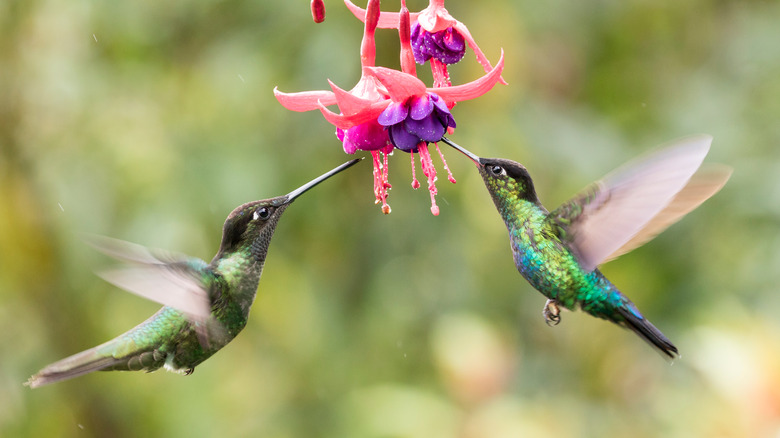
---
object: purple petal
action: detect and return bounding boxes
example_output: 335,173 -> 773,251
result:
378,102 -> 409,126
409,95 -> 434,120
342,138 -> 357,154
446,113 -> 457,129
430,95 -> 456,129
406,115 -> 446,143
411,23 -> 429,64
430,93 -> 450,114
435,110 -> 457,130
340,121 -> 392,152
420,27 -> 466,65
423,37 -> 441,60
437,48 -> 466,64
442,28 -> 465,53
389,122 -> 420,152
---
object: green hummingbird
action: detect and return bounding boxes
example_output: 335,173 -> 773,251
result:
442,135 -> 731,357
26,158 -> 361,388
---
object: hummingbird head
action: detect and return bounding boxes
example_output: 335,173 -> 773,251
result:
216,199 -> 290,260
214,158 -> 362,260
441,138 -> 540,205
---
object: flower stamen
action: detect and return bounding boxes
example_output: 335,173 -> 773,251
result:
311,0 -> 326,23
371,150 -> 392,214
435,142 -> 456,184
410,151 -> 421,189
417,142 -> 440,216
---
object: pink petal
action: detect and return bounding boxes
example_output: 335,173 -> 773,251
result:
317,99 -> 390,129
417,3 -> 457,33
365,67 -> 427,101
274,87 -> 337,112
399,2 -> 416,76
328,80 -> 373,117
360,0 -> 379,67
430,50 -> 505,102
351,73 -> 389,101
453,22 -> 508,85
344,0 -> 420,29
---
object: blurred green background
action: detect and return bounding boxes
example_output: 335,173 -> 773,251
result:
2,0 -> 778,437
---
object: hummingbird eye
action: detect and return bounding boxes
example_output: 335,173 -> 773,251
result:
489,164 -> 506,176
253,207 -> 271,221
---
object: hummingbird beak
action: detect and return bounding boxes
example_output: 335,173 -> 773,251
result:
440,137 -> 482,165
278,158 -> 363,205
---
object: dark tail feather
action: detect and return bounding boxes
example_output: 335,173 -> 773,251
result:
25,346 -> 124,388
617,306 -> 679,359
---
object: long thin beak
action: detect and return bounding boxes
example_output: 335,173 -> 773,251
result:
440,137 -> 481,164
279,158 -> 363,205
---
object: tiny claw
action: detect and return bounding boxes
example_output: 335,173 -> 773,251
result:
543,299 -> 561,326
184,368 -> 194,376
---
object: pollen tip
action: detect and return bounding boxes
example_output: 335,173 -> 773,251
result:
311,0 -> 326,23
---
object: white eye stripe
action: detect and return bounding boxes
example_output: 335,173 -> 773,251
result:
253,210 -> 261,220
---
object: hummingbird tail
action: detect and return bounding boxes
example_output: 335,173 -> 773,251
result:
25,345 -> 124,388
617,306 -> 679,359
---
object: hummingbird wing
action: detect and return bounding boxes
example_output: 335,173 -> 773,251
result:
83,235 -> 226,347
600,164 -> 732,264
547,135 -> 714,272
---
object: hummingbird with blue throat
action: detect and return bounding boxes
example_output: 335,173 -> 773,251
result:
442,135 -> 731,357
27,158 -> 361,388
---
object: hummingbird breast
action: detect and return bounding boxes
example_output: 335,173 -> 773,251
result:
506,211 -> 616,312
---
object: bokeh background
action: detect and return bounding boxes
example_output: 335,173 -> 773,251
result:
2,0 -> 779,437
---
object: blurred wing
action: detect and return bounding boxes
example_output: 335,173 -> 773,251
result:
601,164 -> 732,263
84,234 -> 212,319
82,233 -> 186,265
548,135 -> 713,272
97,263 -> 212,321
84,234 -> 226,348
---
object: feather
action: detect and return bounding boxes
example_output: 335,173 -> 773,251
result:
84,234 -> 222,347
26,350 -> 124,388
549,135 -> 713,271
96,265 -> 212,321
602,163 -> 732,263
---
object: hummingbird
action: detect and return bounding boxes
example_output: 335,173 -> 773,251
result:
441,135 -> 731,357
26,158 -> 361,388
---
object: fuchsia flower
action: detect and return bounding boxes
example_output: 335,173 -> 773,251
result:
411,22 -> 465,65
379,92 -> 455,152
275,0 -> 504,215
345,0 -> 506,88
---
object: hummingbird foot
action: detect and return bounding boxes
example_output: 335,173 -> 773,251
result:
543,299 -> 561,326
